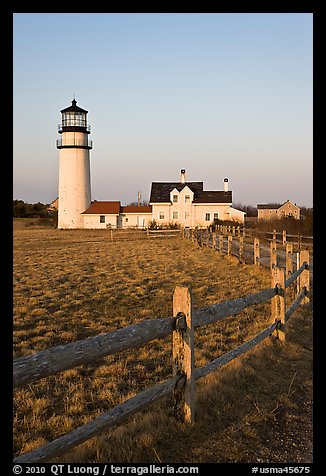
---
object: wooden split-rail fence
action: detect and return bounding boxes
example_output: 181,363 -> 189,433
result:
182,227 -> 313,274
207,225 -> 312,249
13,246 -> 311,463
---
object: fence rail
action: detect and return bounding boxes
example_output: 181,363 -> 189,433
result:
13,245 -> 311,463
106,228 -> 182,241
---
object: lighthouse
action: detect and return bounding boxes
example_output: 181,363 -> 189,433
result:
57,99 -> 92,229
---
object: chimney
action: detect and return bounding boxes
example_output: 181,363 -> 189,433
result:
180,169 -> 186,184
224,178 -> 229,192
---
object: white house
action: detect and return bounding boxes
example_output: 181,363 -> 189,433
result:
149,170 -> 245,228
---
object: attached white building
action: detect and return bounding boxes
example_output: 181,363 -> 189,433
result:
81,201 -> 152,229
149,170 -> 245,227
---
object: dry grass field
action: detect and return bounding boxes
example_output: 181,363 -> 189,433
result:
13,219 -> 313,463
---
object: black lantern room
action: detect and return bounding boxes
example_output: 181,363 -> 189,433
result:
58,99 -> 91,134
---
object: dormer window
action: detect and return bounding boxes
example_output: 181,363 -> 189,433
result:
185,195 -> 190,203
172,195 -> 178,203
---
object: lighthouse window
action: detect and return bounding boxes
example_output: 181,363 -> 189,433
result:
100,215 -> 105,223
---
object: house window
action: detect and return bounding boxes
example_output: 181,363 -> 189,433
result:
100,215 -> 105,223
185,195 -> 190,203
213,213 -> 219,221
185,212 -> 190,219
173,211 -> 178,220
205,213 -> 211,221
159,211 -> 165,220
172,195 -> 178,203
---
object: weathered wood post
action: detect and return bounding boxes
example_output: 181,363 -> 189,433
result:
219,234 -> 223,255
271,267 -> 286,342
172,287 -> 195,424
232,226 -> 236,236
254,237 -> 260,266
286,243 -> 293,276
147,228 -> 150,239
282,230 -> 287,246
198,230 -> 202,248
239,236 -> 244,263
273,229 -> 277,243
270,240 -> 277,270
285,243 -> 294,299
227,235 -> 232,256
110,229 -> 113,242
299,250 -> 310,304
212,233 -> 217,251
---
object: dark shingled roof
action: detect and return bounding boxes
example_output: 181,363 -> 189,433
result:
257,203 -> 282,209
150,182 -> 204,202
149,182 -> 232,204
193,191 -> 232,203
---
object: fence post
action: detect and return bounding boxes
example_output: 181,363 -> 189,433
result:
296,252 -> 300,297
270,240 -> 277,271
273,229 -> 277,243
271,267 -> 286,342
172,286 -> 195,424
212,233 -> 217,251
219,234 -> 224,255
227,235 -> 232,256
299,250 -> 310,305
239,236 -> 244,263
254,237 -> 260,266
285,243 -> 294,299
110,229 -> 113,242
282,230 -> 287,246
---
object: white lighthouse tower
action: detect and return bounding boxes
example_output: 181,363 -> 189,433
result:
57,99 -> 92,229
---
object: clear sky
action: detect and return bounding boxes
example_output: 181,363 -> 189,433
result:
13,13 -> 313,207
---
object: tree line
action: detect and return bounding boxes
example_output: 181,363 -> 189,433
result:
13,200 -> 57,218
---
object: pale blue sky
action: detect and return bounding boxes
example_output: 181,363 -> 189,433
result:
13,13 -> 313,207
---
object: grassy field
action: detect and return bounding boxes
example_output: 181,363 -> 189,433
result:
13,219 -> 313,463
